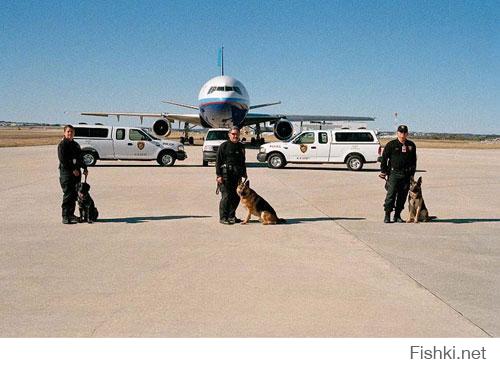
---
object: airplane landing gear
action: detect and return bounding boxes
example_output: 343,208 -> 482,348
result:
179,123 -> 195,145
249,123 -> 265,146
180,136 -> 195,145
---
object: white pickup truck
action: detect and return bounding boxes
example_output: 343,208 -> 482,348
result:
257,129 -> 381,170
74,125 -> 186,166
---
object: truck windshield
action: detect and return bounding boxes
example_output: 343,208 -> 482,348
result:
206,131 -> 229,140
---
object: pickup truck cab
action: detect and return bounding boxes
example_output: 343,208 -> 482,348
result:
74,125 -> 186,166
202,128 -> 230,166
257,129 -> 381,171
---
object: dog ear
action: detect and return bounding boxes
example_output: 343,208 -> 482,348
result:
245,180 -> 250,187
417,177 -> 422,185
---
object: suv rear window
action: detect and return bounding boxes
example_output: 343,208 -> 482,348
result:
335,132 -> 374,142
206,130 -> 229,140
74,127 -> 109,138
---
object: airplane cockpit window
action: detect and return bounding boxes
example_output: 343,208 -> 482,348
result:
293,132 -> 315,144
233,86 -> 242,94
216,87 -> 224,91
224,86 -> 233,91
208,87 -> 216,94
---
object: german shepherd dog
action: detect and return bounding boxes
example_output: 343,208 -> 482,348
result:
236,179 -> 286,225
76,182 -> 99,223
407,176 -> 435,223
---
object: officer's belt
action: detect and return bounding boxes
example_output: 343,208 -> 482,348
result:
391,167 -> 413,173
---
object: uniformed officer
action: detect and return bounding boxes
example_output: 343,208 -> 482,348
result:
58,125 -> 88,224
379,124 -> 417,223
215,127 -> 247,225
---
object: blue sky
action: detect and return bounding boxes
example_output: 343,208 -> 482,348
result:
1,0 -> 498,133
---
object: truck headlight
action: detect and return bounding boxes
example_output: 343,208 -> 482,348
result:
259,147 -> 266,153
203,145 -> 213,152
178,145 -> 184,151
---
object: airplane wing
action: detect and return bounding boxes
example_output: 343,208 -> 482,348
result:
81,112 -> 201,125
242,113 -> 374,125
249,101 -> 281,110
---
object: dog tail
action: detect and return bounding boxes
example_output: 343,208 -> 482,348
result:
278,218 -> 287,224
428,215 -> 437,221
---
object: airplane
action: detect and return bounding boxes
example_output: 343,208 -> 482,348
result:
82,48 -> 375,144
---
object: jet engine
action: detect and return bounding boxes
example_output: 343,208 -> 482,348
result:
152,119 -> 172,137
273,119 -> 294,141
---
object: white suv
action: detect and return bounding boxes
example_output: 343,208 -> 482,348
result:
74,125 -> 186,166
202,128 -> 230,166
257,129 -> 381,170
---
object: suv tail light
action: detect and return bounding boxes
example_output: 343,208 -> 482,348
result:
378,145 -> 382,155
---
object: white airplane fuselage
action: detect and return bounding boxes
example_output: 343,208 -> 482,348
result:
197,75 -> 250,128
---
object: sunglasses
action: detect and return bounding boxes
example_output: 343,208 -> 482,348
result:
230,133 -> 239,136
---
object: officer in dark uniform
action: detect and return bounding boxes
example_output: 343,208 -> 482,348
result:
58,125 -> 88,224
379,124 -> 417,223
215,127 -> 247,225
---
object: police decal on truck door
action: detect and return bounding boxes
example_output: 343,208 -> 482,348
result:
289,132 -> 315,161
128,129 -> 157,158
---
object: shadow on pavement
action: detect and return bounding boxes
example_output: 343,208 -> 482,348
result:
430,218 -> 500,224
94,164 -> 204,168
284,167 -> 380,172
285,216 -> 366,224
98,215 -> 211,224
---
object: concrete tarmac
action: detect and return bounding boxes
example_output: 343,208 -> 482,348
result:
0,144 -> 498,337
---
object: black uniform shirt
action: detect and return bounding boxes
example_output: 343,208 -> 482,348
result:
58,138 -> 86,172
380,138 -> 417,175
215,140 -> 247,178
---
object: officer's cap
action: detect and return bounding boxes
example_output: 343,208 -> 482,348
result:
397,124 -> 408,133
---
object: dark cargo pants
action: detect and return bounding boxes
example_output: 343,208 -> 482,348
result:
59,171 -> 80,217
219,178 -> 240,220
384,171 -> 411,212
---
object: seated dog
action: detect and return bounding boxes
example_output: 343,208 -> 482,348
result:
76,182 -> 99,223
407,176 -> 435,223
236,179 -> 286,225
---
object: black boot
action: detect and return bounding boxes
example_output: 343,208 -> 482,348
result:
384,211 -> 391,223
62,216 -> 76,225
393,211 -> 404,223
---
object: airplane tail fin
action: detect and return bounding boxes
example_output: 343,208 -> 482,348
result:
218,46 -> 224,76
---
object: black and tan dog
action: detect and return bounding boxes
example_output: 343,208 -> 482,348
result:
407,176 -> 436,223
236,179 -> 286,225
76,182 -> 99,223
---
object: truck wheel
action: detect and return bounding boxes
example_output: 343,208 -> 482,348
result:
202,160 -> 208,167
346,155 -> 364,171
180,137 -> 185,144
267,153 -> 286,169
82,151 -> 97,166
188,137 -> 194,145
158,151 -> 176,166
